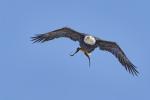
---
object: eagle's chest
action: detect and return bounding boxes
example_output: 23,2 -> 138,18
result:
80,42 -> 96,53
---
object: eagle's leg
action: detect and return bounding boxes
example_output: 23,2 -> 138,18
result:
70,47 -> 80,56
84,52 -> 91,68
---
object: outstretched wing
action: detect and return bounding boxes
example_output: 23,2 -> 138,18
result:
96,39 -> 139,76
31,27 -> 86,43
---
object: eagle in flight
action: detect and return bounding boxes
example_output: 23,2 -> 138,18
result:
31,27 -> 139,76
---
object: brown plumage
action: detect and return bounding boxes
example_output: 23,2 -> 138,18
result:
31,27 -> 139,76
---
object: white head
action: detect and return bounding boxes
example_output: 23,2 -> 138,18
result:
84,35 -> 96,45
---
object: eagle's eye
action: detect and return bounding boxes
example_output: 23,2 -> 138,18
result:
87,36 -> 90,39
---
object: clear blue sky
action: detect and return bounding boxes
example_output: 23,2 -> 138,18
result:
0,0 -> 150,100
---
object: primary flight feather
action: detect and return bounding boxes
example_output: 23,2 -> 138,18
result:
31,27 -> 139,76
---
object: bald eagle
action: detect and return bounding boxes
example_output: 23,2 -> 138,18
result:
31,27 -> 139,76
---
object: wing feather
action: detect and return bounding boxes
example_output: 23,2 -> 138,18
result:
31,27 -> 85,43
96,39 -> 139,76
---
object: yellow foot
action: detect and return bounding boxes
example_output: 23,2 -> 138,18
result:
80,48 -> 91,55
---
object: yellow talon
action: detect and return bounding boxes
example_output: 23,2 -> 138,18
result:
80,48 -> 91,56
85,51 -> 91,56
